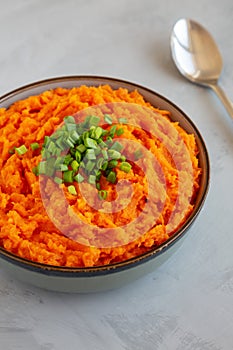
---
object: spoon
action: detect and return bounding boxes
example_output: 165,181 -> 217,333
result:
170,18 -> 233,120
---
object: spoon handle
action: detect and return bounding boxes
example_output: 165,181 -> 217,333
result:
209,83 -> 233,120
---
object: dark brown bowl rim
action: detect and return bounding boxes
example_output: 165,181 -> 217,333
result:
0,75 -> 210,277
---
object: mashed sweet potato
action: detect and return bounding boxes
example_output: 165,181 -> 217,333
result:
0,85 -> 201,267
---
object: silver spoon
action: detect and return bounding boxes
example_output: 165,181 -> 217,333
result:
170,18 -> 233,120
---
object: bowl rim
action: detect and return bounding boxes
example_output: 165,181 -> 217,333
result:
0,75 -> 210,276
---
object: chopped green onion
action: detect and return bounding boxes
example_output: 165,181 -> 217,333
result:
64,154 -> 73,165
68,185 -> 77,195
54,156 -> 63,169
108,159 -> 118,168
71,160 -> 79,172
41,148 -> 50,159
38,161 -> 47,175
101,129 -> 108,137
101,161 -> 108,171
32,166 -> 39,175
43,136 -> 50,146
53,148 -> 62,157
81,131 -> 89,140
59,164 -> 69,172
88,115 -> 100,127
86,160 -> 95,173
44,158 -> 56,177
120,161 -> 132,173
94,147 -> 101,156
95,169 -> 102,181
56,137 -> 66,150
15,145 -> 28,155
90,126 -> 102,140
47,140 -> 57,154
76,144 -> 86,153
30,142 -> 40,151
69,147 -> 76,156
70,130 -> 80,142
107,171 -> 116,184
94,126 -> 103,139
110,141 -> 123,152
63,170 -> 74,183
86,149 -> 96,160
109,125 -> 117,137
101,149 -> 108,159
54,176 -> 63,185
119,117 -> 128,124
33,114 -> 130,192
97,139 -> 107,148
106,136 -> 113,142
104,114 -> 113,124
64,137 -> 74,148
96,157 -> 104,169
65,123 -> 77,132
82,115 -> 91,127
84,137 -> 97,149
88,174 -> 96,185
108,149 -> 121,160
64,115 -> 76,124
116,128 -> 124,136
74,173 -> 84,183
75,150 -> 82,162
98,190 -> 108,200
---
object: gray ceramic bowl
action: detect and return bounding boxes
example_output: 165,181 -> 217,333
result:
0,76 -> 210,293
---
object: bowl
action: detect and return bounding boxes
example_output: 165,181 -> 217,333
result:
0,76 -> 210,293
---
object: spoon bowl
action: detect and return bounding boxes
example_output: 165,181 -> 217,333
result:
170,18 -> 233,120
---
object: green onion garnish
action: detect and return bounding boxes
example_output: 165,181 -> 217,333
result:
59,164 -> 69,172
108,149 -> 121,160
15,145 -> 28,155
54,176 -> 63,185
116,128 -> 124,136
120,161 -> 132,173
32,166 -> 39,176
88,174 -> 96,185
86,149 -> 96,160
38,161 -> 47,175
76,144 -> 86,153
107,171 -> 116,184
110,141 -> 123,152
119,117 -> 128,124
109,125 -> 117,137
108,159 -> 118,168
68,185 -> 77,195
64,115 -> 76,124
98,190 -> 108,200
84,137 -> 97,149
88,115 -> 100,127
63,170 -> 74,183
104,114 -> 113,124
32,113 -> 132,198
30,142 -> 40,151
74,173 -> 84,183
71,160 -> 79,172
86,160 -> 95,173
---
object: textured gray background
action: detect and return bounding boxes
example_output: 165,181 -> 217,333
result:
0,0 -> 233,349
